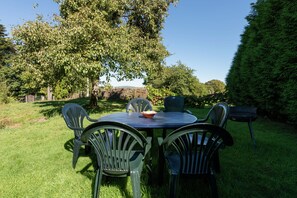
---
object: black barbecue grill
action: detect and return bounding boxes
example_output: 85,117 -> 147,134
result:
229,106 -> 257,146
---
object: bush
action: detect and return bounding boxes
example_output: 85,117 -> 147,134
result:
146,85 -> 175,105
186,92 -> 228,108
0,82 -> 10,104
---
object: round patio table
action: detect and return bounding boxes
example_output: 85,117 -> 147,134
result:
98,111 -> 197,184
98,111 -> 197,130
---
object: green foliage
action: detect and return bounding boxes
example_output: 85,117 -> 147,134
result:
146,61 -> 208,97
226,0 -> 297,123
0,24 -> 15,67
186,92 -> 228,108
204,79 -> 225,94
146,84 -> 174,105
53,80 -> 70,100
0,81 -> 10,104
12,0 -> 178,106
0,24 -> 18,103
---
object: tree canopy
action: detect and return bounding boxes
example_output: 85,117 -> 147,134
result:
0,24 -> 14,67
12,0 -> 178,106
205,79 -> 225,94
145,61 -> 207,97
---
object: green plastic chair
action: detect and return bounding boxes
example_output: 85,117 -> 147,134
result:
126,97 -> 154,139
81,121 -> 152,198
196,102 -> 230,128
196,102 -> 230,172
158,123 -> 233,198
163,96 -> 192,114
62,103 -> 98,168
163,96 -> 192,138
126,98 -> 153,113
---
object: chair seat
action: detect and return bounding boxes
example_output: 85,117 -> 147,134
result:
165,151 -> 210,175
102,151 -> 144,175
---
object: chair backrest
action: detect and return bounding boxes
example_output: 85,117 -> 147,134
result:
164,96 -> 185,112
205,102 -> 230,127
81,121 -> 150,176
62,103 -> 90,138
162,123 -> 233,174
126,98 -> 153,113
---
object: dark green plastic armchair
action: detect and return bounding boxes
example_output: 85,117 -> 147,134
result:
196,102 -> 229,128
163,96 -> 192,138
158,123 -> 233,198
126,97 -> 154,138
164,96 -> 192,114
81,121 -> 152,198
62,103 -> 98,168
126,98 -> 153,113
196,102 -> 230,172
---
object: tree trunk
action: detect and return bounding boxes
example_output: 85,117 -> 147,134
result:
89,81 -> 99,107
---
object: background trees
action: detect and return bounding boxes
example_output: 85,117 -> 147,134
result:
0,24 -> 16,103
226,0 -> 297,123
12,0 -> 178,106
145,61 -> 207,97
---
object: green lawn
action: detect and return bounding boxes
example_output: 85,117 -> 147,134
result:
1,98 -> 297,197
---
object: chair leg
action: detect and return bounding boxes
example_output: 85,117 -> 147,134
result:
208,172 -> 218,198
85,144 -> 91,154
158,147 -> 165,186
168,173 -> 179,198
213,151 -> 220,173
130,170 -> 141,198
93,168 -> 103,198
162,129 -> 167,139
248,121 -> 256,147
72,139 -> 82,168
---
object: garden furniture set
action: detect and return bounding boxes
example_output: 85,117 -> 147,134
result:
62,97 -> 235,198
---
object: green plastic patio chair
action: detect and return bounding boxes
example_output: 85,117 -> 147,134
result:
62,103 -> 98,168
126,97 -> 153,113
196,102 -> 230,128
158,123 -> 233,198
126,97 -> 154,138
162,96 -> 192,138
163,96 -> 192,114
81,121 -> 152,198
196,102 -> 230,172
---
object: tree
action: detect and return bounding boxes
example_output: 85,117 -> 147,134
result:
0,24 -> 14,67
226,0 -> 297,123
0,24 -> 16,103
145,61 -> 207,97
205,79 -> 225,94
12,0 -> 178,106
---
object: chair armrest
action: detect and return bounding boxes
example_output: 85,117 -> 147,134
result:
184,109 -> 192,114
86,116 -> 99,122
196,117 -> 208,123
66,125 -> 84,131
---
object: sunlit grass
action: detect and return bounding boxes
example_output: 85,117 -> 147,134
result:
0,98 -> 297,197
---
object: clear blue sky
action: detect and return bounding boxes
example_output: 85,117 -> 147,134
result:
0,0 -> 256,86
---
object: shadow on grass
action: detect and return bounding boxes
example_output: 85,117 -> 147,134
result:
33,98 -> 127,119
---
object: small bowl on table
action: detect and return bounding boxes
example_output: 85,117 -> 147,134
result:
141,111 -> 157,119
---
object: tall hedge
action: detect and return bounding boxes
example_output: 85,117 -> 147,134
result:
226,0 -> 297,123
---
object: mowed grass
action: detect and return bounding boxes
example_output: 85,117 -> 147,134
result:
1,98 -> 297,198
